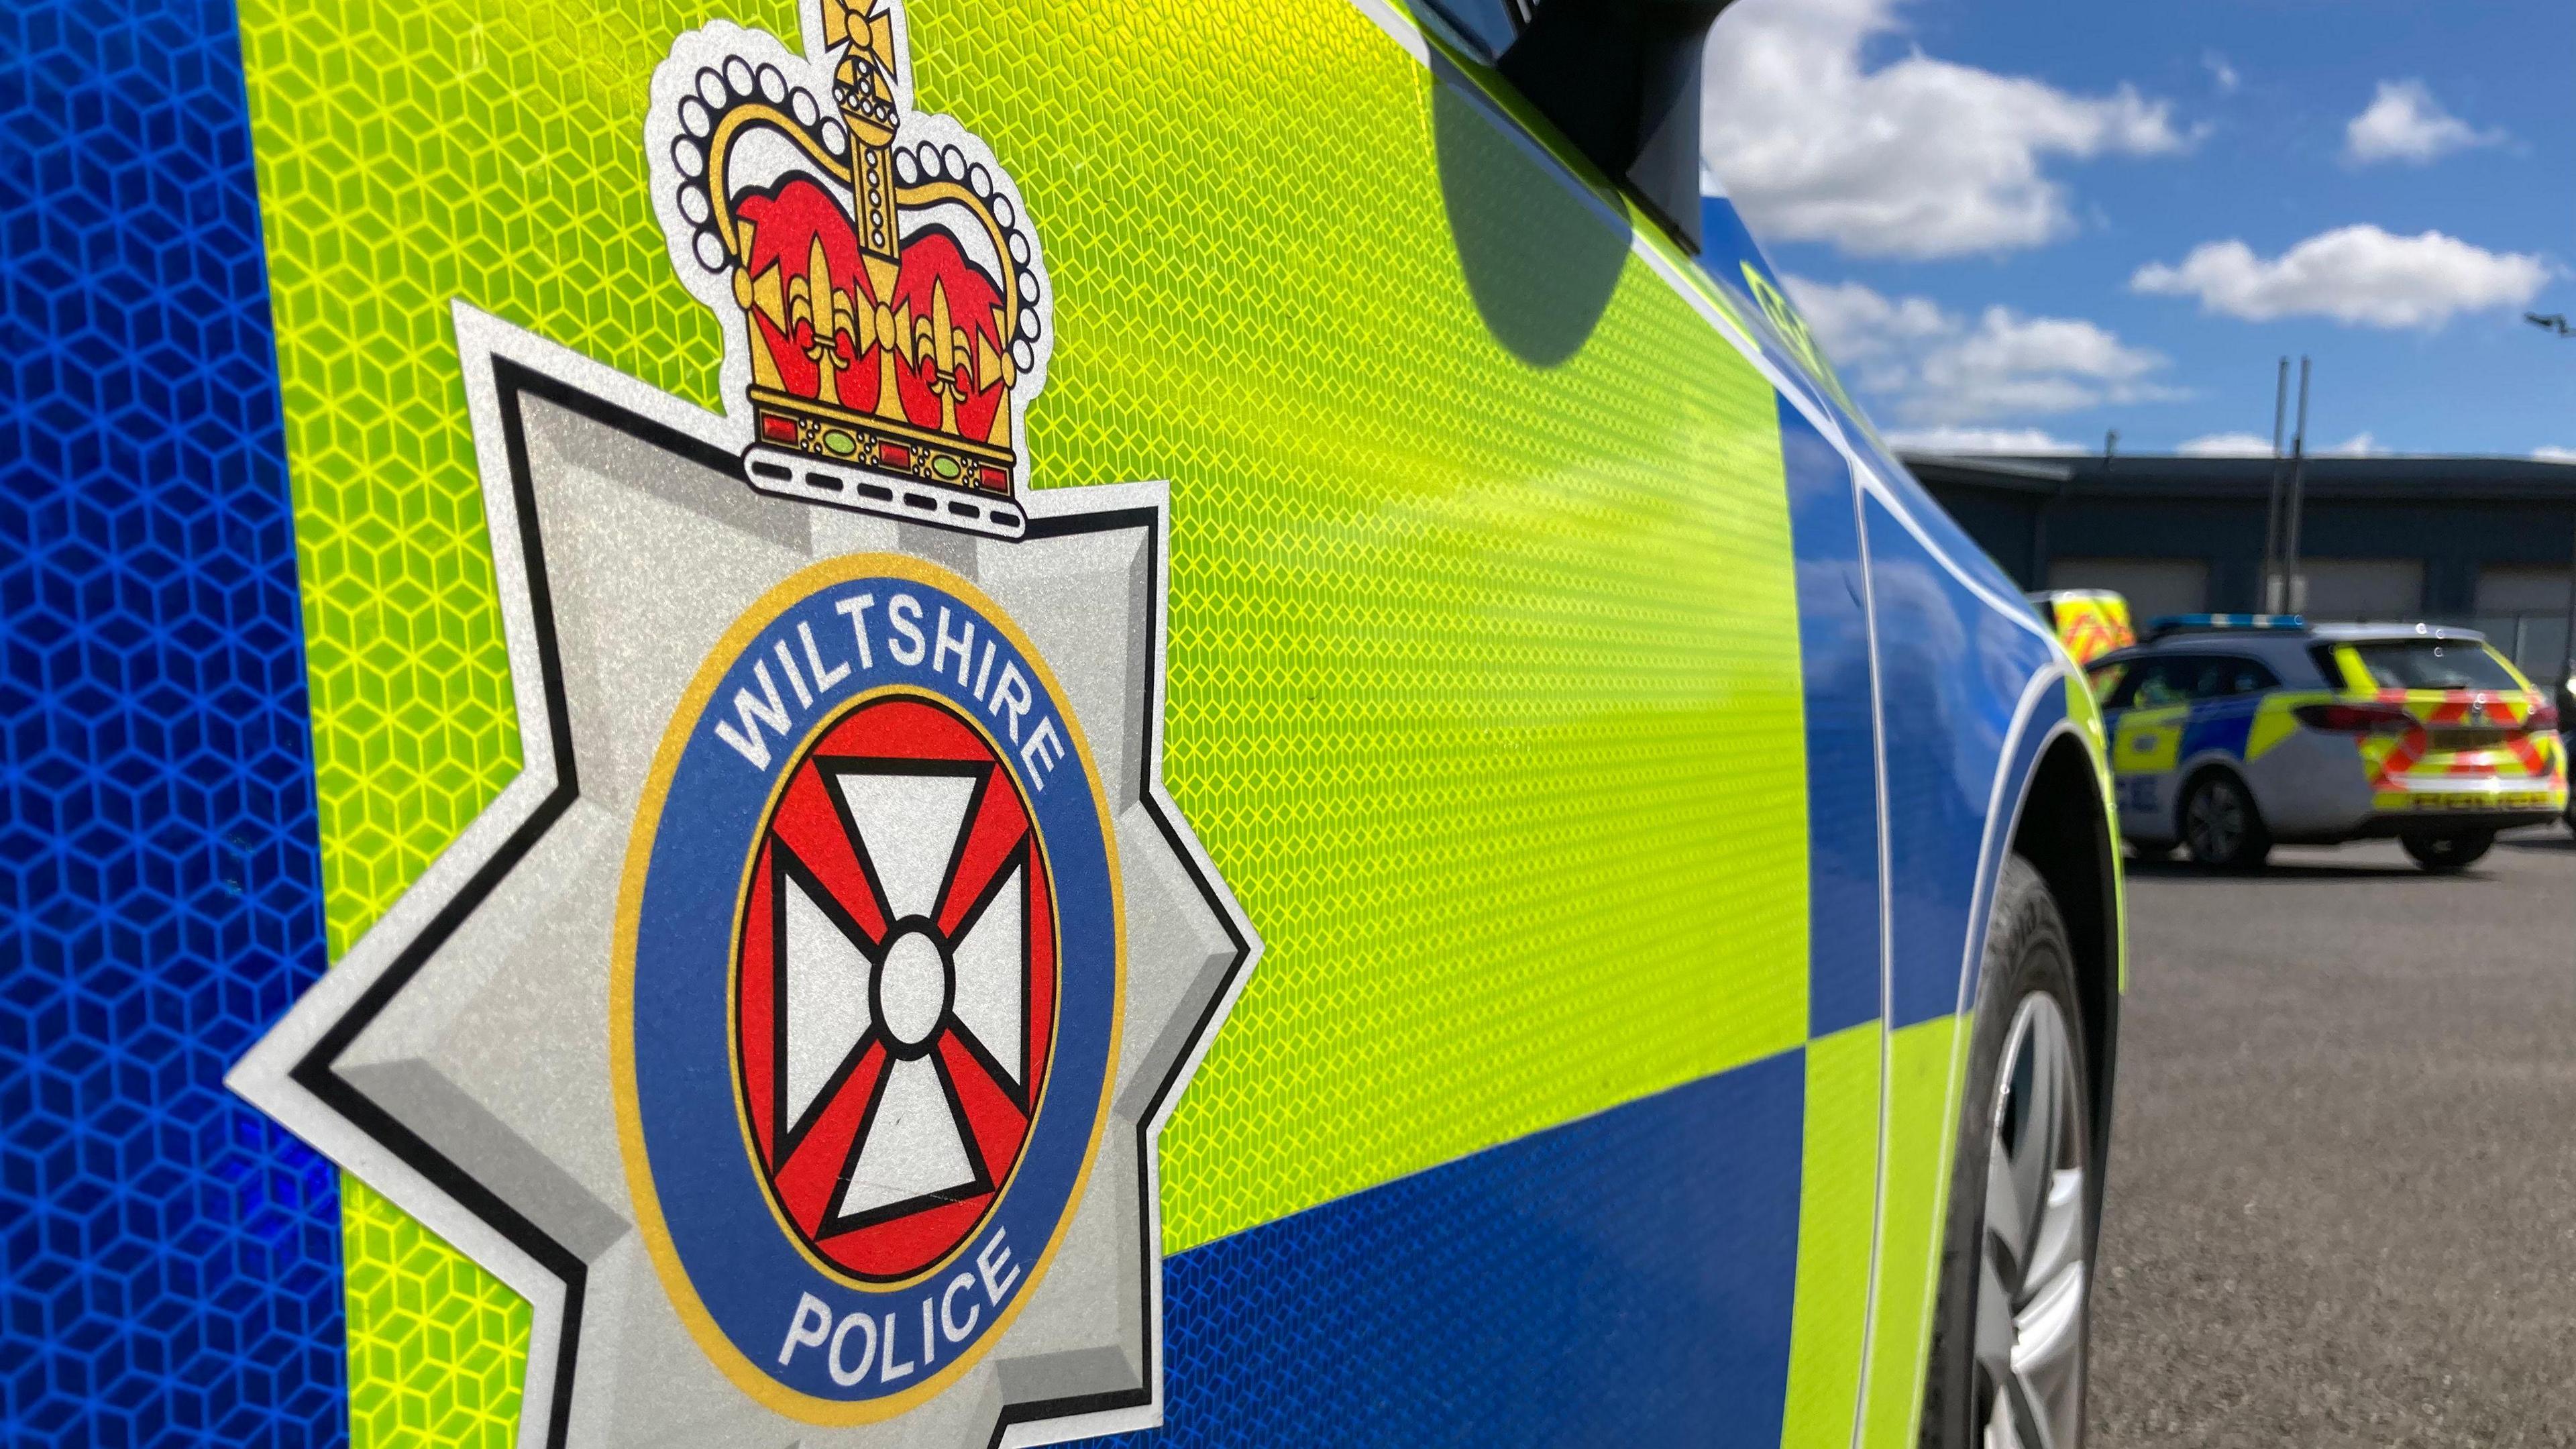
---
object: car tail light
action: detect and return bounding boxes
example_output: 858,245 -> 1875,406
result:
2526,702 -> 2560,733
2292,702 -> 2416,734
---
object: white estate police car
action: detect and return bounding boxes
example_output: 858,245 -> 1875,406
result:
2088,616 -> 2567,871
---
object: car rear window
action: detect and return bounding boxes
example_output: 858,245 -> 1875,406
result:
2347,640 -> 2520,692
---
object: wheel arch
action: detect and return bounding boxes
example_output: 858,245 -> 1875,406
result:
2006,726 -> 2123,1210
2169,753 -> 2261,843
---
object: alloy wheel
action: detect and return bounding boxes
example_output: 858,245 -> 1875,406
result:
2185,780 -> 2244,863
1974,991 -> 2090,1449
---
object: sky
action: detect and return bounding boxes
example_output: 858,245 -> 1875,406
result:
1699,0 -> 2576,458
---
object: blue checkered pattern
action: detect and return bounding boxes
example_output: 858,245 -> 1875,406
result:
1,1 -> 345,1442
1085,1053 -> 1804,1448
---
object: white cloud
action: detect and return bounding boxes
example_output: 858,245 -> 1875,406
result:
2343,80 -> 2505,165
2130,225 -> 2550,328
2176,431 -> 2391,456
2203,51 -> 2240,94
1884,425 -> 2084,453
2180,429 -> 2385,456
2194,430 -> 2390,453
1786,274 -> 2177,424
2178,431 -> 2274,456
2534,446 -> 2576,462
1702,0 -> 2190,259
1778,275 -> 1949,379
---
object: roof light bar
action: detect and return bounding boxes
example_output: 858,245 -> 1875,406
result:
2142,612 -> 2309,639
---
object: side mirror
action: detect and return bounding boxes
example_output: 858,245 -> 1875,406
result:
1497,0 -> 1741,251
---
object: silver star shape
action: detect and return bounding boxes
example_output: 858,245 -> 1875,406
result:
231,304 -> 1256,1449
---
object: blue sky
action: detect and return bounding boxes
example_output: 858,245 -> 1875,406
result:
1701,0 -> 2576,457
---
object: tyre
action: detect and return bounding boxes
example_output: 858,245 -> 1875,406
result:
1920,856 -> 2093,1449
2180,771 -> 2269,869
2401,830 -> 2493,872
2563,731 -> 2575,830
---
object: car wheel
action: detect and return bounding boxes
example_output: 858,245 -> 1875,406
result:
2180,772 -> 2269,869
1919,855 -> 2094,1449
2401,830 -> 2493,873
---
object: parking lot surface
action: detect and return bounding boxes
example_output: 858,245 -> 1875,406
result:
2092,830 -> 2576,1448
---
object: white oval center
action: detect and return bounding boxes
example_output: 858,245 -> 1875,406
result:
876,929 -> 948,1049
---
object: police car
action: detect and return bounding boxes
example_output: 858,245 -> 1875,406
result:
2090,616 -> 2567,871
10,1 -> 2127,1446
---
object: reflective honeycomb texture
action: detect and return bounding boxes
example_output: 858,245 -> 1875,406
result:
339,1177 -> 529,1446
0,0 -> 343,1442
233,0 -> 1807,1436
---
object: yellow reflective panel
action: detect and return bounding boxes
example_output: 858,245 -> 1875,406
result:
2246,692 -> 2324,761
1859,1014 -> 1970,1449
2061,672 -> 2127,993
1781,1023 -> 1885,1449
341,1174 -> 531,1449
2111,705 -> 2185,776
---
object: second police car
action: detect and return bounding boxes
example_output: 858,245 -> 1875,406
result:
2089,616 -> 2567,871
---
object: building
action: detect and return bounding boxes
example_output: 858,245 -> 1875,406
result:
1904,451 -> 2576,678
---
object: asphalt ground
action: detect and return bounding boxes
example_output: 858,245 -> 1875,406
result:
2090,828 -> 2576,1447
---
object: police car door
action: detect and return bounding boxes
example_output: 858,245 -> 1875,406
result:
2184,654 -> 2275,776
2103,656 -> 2193,837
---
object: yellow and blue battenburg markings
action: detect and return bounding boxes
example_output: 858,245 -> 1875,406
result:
3,0 -> 2109,1444
2109,690 -> 2303,790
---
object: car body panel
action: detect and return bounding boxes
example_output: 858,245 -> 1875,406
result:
1780,402 -> 1886,1040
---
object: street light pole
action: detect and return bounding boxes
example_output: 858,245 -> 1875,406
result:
2562,490 -> 2576,700
2282,357 -> 2312,614
2527,313 -> 2576,694
2262,357 -> 2289,611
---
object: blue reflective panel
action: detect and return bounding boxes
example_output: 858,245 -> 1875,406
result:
1087,1051 -> 1805,1448
1,2 -> 343,1441
1780,402 -> 1883,1037
2180,707 -> 2256,762
1856,436 -> 2027,610
1863,498 -> 2055,1026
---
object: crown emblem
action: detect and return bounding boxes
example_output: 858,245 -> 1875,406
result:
648,0 -> 1051,538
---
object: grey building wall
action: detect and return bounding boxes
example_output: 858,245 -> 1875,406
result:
1904,453 -> 2576,617
1902,453 -> 2576,675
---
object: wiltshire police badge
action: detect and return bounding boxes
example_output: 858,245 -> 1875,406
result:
229,2 -> 1257,1444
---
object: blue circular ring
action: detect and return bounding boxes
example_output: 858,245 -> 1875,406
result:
627,573 -> 1117,1403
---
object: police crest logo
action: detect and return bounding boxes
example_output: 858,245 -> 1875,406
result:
227,2 -> 1256,1444
619,557 -> 1127,1423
